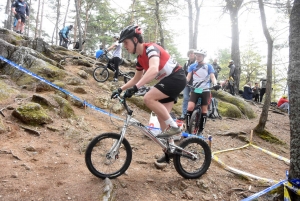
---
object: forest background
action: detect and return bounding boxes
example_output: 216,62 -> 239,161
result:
0,0 -> 290,101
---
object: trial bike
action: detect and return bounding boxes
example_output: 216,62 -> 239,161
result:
187,85 -> 218,135
85,95 -> 212,179
93,53 -> 135,83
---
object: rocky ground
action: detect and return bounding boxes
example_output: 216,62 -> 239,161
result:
0,60 -> 290,201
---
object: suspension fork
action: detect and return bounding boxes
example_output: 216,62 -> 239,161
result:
107,116 -> 130,158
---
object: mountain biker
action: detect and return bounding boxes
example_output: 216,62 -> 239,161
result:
106,34 -> 122,82
185,49 -> 218,136
59,25 -> 73,48
110,25 -> 186,162
11,0 -> 30,34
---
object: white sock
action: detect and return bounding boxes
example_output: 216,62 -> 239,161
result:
165,117 -> 178,128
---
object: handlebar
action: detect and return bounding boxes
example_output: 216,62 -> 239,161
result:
116,95 -> 133,116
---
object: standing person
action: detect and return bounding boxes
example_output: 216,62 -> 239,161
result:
179,49 -> 196,120
59,25 -> 73,48
11,0 -> 30,34
110,25 -> 186,163
106,34 -> 123,82
185,49 -> 218,136
260,78 -> 267,103
228,60 -> 235,95
212,59 -> 222,79
252,82 -> 260,102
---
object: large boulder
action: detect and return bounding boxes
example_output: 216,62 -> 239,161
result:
0,37 -> 67,87
52,95 -> 75,118
212,90 -> 256,119
12,102 -> 53,125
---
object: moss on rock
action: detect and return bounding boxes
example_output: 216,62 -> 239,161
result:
12,102 -> 53,125
52,95 -> 75,118
212,90 -> 256,119
255,130 -> 285,144
218,101 -> 242,118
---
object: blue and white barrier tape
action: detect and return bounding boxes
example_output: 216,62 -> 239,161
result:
0,55 -> 123,121
241,179 -> 287,201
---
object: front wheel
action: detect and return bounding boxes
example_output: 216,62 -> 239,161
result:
85,133 -> 132,179
123,71 -> 135,83
93,66 -> 109,82
189,109 -> 201,134
173,137 -> 211,179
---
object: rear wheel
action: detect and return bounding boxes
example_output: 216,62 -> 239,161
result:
189,109 -> 201,134
123,71 -> 135,83
85,133 -> 132,179
173,137 -> 211,179
93,66 -> 109,82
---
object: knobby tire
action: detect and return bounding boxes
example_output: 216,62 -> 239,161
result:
173,137 -> 211,179
93,66 -> 109,82
85,133 -> 132,179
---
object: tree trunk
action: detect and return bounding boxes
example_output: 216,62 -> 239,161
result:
192,0 -> 202,49
130,0 -> 136,24
4,0 -> 12,30
187,0 -> 193,49
35,0 -> 41,38
63,0 -> 70,28
288,1 -> 300,200
155,0 -> 164,48
26,0 -> 31,36
75,0 -> 82,50
254,0 -> 273,133
226,0 -> 243,93
39,0 -> 45,38
53,0 -> 60,45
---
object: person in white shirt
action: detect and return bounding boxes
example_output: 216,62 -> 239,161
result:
106,34 -> 123,82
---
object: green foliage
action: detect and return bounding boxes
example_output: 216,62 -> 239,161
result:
239,36 -> 265,88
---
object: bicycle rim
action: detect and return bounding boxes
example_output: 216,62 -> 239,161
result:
93,67 -> 109,82
173,137 -> 211,179
85,133 -> 132,179
189,109 -> 201,134
123,71 -> 135,83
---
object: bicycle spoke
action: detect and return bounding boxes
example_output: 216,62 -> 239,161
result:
179,143 -> 205,173
90,138 -> 127,175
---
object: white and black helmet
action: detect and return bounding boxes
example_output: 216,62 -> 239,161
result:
194,49 -> 207,57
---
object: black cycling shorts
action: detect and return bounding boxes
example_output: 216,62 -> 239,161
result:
154,68 -> 186,103
189,91 -> 211,106
15,13 -> 26,23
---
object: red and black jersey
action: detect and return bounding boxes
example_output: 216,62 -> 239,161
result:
136,43 -> 179,80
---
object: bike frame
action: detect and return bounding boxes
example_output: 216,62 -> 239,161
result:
108,96 -> 199,160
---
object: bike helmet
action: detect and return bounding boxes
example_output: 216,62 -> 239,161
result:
194,49 -> 207,57
119,25 -> 143,43
229,60 -> 234,63
119,25 -> 143,54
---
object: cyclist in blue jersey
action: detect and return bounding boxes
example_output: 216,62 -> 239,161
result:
185,49 -> 218,135
59,25 -> 73,48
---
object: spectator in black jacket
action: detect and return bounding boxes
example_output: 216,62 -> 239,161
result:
11,0 -> 30,34
212,59 -> 221,79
